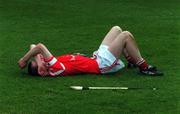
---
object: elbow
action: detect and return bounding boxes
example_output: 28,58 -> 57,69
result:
30,44 -> 36,49
36,43 -> 46,51
37,43 -> 44,47
37,43 -> 45,48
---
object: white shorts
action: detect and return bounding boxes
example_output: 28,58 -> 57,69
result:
93,45 -> 125,74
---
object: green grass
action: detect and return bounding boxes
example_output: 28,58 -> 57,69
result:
0,0 -> 180,113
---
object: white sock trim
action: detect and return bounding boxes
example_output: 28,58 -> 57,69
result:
136,58 -> 145,65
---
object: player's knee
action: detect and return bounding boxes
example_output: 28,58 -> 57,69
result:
120,31 -> 133,42
112,26 -> 122,32
121,31 -> 132,38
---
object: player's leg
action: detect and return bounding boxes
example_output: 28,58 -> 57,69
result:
101,26 -> 122,46
123,49 -> 137,68
108,31 -> 163,76
18,43 -> 53,69
108,31 -> 142,62
101,26 -> 137,64
101,26 -> 137,66
122,33 -> 139,67
101,26 -> 136,60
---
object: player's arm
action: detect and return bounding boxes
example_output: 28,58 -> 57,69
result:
29,44 -> 41,65
18,43 -> 53,69
30,44 -> 44,67
29,44 -> 48,76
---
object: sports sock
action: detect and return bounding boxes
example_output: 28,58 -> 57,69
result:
125,56 -> 136,65
136,58 -> 149,70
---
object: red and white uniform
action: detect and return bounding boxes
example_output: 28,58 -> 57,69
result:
44,54 -> 100,76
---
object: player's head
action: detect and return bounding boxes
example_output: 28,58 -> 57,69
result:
28,61 -> 39,76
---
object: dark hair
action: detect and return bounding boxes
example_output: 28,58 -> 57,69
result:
28,62 -> 39,76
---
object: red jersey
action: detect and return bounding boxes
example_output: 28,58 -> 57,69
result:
44,54 -> 100,76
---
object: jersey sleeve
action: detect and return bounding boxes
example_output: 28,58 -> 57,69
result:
44,56 -> 66,76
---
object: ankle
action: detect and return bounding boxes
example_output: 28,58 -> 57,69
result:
126,56 -> 136,65
136,59 -> 149,70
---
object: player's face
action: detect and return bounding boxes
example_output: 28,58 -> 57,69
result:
38,63 -> 49,76
30,60 -> 49,76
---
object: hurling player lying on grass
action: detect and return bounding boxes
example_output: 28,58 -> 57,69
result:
18,26 -> 163,76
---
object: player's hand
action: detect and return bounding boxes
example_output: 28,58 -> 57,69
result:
18,58 -> 27,69
38,64 -> 48,76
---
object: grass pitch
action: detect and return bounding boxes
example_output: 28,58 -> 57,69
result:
0,0 -> 180,113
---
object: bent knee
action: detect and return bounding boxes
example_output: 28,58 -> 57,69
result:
121,31 -> 133,38
112,26 -> 122,32
120,31 -> 135,42
121,31 -> 131,36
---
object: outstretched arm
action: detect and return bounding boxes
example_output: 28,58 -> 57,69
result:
18,43 -> 53,69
